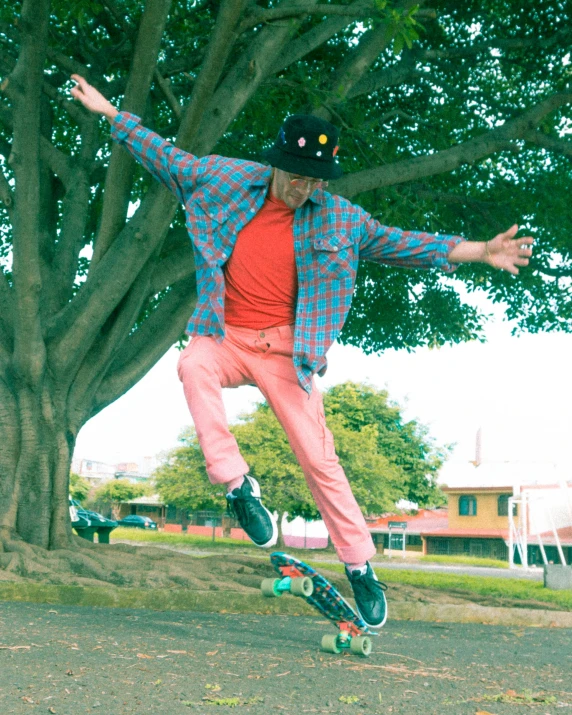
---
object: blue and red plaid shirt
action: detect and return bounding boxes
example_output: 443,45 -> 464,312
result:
112,112 -> 464,393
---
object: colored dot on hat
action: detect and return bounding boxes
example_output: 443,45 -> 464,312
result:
319,134 -> 328,144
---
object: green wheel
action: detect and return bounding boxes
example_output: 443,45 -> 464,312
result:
349,636 -> 372,657
290,576 -> 314,597
261,578 -> 282,597
321,634 -> 341,654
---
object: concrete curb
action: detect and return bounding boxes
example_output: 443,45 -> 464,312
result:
1,581 -> 572,627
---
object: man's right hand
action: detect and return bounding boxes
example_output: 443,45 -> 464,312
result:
70,74 -> 119,122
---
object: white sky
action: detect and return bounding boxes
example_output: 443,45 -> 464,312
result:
74,281 -> 572,481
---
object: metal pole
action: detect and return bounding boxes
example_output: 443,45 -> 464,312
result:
388,527 -> 392,558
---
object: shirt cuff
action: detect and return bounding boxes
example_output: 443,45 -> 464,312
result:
110,111 -> 142,143
434,235 -> 466,273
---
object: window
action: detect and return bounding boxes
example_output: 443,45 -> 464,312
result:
498,494 -> 517,517
459,495 -> 477,516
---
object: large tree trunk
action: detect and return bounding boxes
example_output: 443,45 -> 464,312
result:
0,379 -> 74,550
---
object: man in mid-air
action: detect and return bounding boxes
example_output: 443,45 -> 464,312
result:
71,74 -> 533,629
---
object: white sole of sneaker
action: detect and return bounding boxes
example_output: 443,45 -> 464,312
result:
355,596 -> 388,629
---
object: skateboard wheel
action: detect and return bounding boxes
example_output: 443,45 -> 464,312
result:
290,577 -> 313,597
349,636 -> 372,657
261,578 -> 282,597
321,634 -> 341,654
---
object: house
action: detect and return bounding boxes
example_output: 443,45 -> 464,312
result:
118,494 -> 166,525
423,485 -> 515,561
368,509 -> 448,554
423,483 -> 572,565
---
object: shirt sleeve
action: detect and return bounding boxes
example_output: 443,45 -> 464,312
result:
110,111 -> 203,203
358,213 -> 466,273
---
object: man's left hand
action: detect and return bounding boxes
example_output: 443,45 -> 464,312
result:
485,224 -> 534,275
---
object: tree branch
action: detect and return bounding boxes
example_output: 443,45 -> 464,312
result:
46,182 -> 178,383
5,0 -> 50,387
346,51 -> 419,99
0,267 -> 13,336
240,2 -> 435,31
92,0 -> 172,267
176,0 -> 247,152
153,67 -> 182,120
529,261 -> 572,279
522,130 -> 572,157
332,92 -> 572,198
421,26 -> 572,61
192,0 -> 317,156
150,243 -> 195,294
88,274 -> 197,421
312,0 -> 424,121
0,164 -> 14,219
67,252 -> 160,416
270,0 -> 370,74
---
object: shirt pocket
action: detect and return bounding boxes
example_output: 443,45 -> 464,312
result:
312,231 -> 354,279
191,192 -> 230,225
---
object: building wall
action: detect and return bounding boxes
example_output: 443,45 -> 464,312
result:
447,491 -> 519,530
426,536 -> 508,561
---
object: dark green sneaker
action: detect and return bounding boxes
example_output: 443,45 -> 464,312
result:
346,562 -> 388,628
226,475 -> 277,548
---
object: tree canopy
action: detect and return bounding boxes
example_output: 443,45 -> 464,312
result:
0,0 -> 570,548
154,381 -> 447,526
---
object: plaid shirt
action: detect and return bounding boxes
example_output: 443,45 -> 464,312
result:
112,112 -> 464,393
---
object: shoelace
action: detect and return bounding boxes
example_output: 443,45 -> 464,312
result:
226,492 -> 261,524
352,572 -> 388,598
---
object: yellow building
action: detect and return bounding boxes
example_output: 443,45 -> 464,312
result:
423,486 -> 515,561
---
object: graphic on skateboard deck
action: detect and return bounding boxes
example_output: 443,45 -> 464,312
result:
261,552 -> 377,657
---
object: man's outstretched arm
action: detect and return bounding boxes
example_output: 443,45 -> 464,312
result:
70,74 -> 208,203
448,224 -> 533,275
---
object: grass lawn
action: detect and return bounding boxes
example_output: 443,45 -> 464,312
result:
111,527 -> 259,549
308,561 -> 572,612
418,554 -> 509,569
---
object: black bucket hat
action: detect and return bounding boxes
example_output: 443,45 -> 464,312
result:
262,114 -> 343,180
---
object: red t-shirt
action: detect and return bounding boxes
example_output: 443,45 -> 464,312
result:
224,192 -> 298,329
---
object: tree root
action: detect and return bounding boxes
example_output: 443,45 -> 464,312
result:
0,536 -> 279,591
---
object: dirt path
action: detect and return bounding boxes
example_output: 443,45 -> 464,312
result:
1,600 -> 570,714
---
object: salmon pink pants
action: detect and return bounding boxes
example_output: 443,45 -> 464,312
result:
177,324 -> 376,565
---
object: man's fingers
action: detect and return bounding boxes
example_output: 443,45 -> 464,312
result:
500,223 -> 519,240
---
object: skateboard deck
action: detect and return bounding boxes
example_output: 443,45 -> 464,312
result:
261,551 -> 377,656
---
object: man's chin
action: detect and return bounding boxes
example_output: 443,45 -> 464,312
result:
285,195 -> 307,209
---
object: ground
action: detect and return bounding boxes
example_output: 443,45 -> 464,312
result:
0,601 -> 570,714
0,540 -> 565,612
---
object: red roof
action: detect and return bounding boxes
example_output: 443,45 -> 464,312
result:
536,526 -> 572,546
368,509 -> 448,534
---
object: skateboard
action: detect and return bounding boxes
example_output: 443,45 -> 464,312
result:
261,552 -> 377,657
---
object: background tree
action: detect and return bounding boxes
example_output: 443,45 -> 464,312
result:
154,426 -> 226,513
154,381 -> 445,543
69,471 -> 90,503
94,478 -> 147,520
324,382 -> 447,507
0,0 -> 570,552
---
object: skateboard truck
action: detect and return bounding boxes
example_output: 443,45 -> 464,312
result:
261,569 -> 314,598
320,622 -> 372,656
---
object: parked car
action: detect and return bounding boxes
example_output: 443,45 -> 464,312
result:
116,515 -> 158,530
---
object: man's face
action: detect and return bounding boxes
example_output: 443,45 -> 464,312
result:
271,168 -> 327,209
